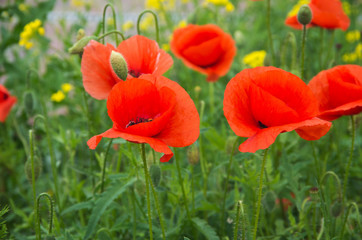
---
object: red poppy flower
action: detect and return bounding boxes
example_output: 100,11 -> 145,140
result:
87,74 -> 200,162
0,85 -> 17,122
81,35 -> 173,100
223,67 -> 331,153
285,0 -> 350,31
170,24 -> 236,82
308,65 -> 362,121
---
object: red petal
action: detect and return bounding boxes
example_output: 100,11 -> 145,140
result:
81,40 -> 119,100
87,128 -> 173,162
0,85 -> 16,122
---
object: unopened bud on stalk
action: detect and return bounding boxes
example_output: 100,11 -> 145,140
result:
25,156 -> 42,183
149,164 -> 161,187
68,36 -> 98,55
110,51 -> 128,80
297,5 -> 312,25
23,91 -> 36,116
187,144 -> 199,165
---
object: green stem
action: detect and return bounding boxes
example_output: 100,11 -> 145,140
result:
101,139 -> 113,192
221,137 -> 239,236
102,3 -> 119,45
319,28 -> 324,70
136,10 -> 160,43
324,30 -> 335,68
300,24 -> 307,81
149,174 -> 166,240
36,193 -> 54,236
311,141 -> 321,182
190,165 -> 195,211
29,130 -> 40,240
233,200 -> 244,240
252,148 -> 269,240
340,202 -> 361,239
174,147 -> 191,220
266,0 -> 275,65
97,30 -> 125,42
209,82 -> 215,114
198,101 -> 207,197
116,144 -> 123,172
140,144 -> 153,240
342,116 -> 355,207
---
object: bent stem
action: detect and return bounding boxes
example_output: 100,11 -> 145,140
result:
137,10 -> 160,43
252,148 -> 269,240
221,137 -> 239,236
102,3 -> 119,45
36,193 -> 54,237
101,139 -> 113,192
300,24 -> 307,81
174,147 -> 191,220
342,116 -> 355,207
340,202 -> 361,239
140,144 -> 153,240
266,0 -> 275,65
97,30 -> 125,42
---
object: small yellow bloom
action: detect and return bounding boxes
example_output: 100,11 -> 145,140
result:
19,19 -> 44,49
225,2 -> 234,12
162,43 -> 170,52
25,42 -> 33,49
176,20 -> 187,28
19,3 -> 28,12
182,0 -> 189,3
51,91 -> 65,102
345,30 -> 360,43
342,1 -> 351,16
140,14 -> 154,31
355,43 -> 362,59
71,0 -> 85,7
243,50 -> 267,68
61,83 -> 74,93
122,20 -> 134,32
38,27 -> 45,36
287,0 -> 310,17
206,0 -> 229,6
106,17 -> 115,26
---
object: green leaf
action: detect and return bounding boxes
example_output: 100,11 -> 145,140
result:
62,201 -> 93,216
83,178 -> 136,240
191,217 -> 218,240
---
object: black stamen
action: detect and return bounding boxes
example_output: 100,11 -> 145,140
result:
2,93 -> 8,100
129,69 -> 141,78
126,117 -> 153,128
258,121 -> 268,129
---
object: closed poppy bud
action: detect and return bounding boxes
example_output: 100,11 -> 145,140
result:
297,5 -> 312,25
110,51 -> 128,80
68,36 -> 98,55
25,156 -> 42,183
23,90 -> 36,116
149,164 -> 161,187
187,144 -> 199,165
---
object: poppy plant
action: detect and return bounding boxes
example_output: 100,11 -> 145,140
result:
308,65 -> 362,121
87,74 -> 200,162
0,85 -> 17,122
223,67 -> 331,153
170,24 -> 236,82
81,35 -> 173,100
285,0 -> 350,31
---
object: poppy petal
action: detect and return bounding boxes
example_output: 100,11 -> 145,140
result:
0,85 -> 17,122
88,128 -> 173,162
81,40 -> 119,100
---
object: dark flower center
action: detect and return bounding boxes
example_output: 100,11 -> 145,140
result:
1,92 -> 8,101
258,121 -> 268,129
129,69 -> 142,78
126,117 -> 153,128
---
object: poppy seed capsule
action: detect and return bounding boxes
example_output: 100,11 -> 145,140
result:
110,51 -> 128,80
68,36 -> 98,55
25,156 -> 42,183
297,5 -> 312,25
149,164 -> 161,187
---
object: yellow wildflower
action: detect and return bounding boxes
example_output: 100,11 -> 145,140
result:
243,50 -> 267,68
122,21 -> 134,32
61,83 -> 74,93
182,0 -> 189,3
71,0 -> 85,7
106,17 -> 115,26
25,42 -> 33,49
225,2 -> 234,12
176,20 -> 187,29
140,14 -> 154,31
287,0 -> 310,17
345,30 -> 360,43
19,3 -> 28,12
19,19 -> 45,50
206,0 -> 229,6
342,1 -> 351,16
51,91 -> 65,102
162,43 -> 170,51
355,43 -> 362,59
38,27 -> 45,36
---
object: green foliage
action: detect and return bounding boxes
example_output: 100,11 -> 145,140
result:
0,205 -> 9,240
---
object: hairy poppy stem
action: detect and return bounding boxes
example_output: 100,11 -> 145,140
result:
29,130 -> 40,240
252,148 -> 269,240
174,147 -> 191,220
140,144 -> 153,240
97,30 -> 125,42
137,10 -> 160,43
234,200 -> 247,240
101,139 -> 113,192
342,116 -> 355,207
221,137 -> 239,237
340,202 -> 361,239
300,25 -> 307,81
102,3 -> 119,46
266,0 -> 275,65
36,193 -> 54,238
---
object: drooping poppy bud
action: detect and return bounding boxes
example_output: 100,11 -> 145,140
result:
110,51 -> 128,81
68,36 -> 98,55
297,5 -> 313,25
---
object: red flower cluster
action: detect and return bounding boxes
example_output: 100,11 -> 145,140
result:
171,24 -> 236,82
223,67 -> 331,153
0,85 -> 16,122
285,0 -> 350,30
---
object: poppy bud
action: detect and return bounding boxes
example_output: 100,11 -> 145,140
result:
149,164 -> 161,187
331,200 -> 343,217
297,5 -> 312,26
23,90 -> 36,116
68,36 -> 98,55
110,51 -> 128,80
76,29 -> 85,41
187,144 -> 199,165
262,190 -> 277,213
25,156 -> 42,183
